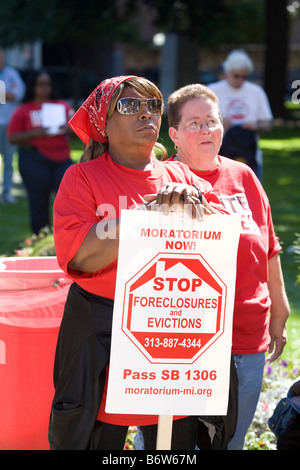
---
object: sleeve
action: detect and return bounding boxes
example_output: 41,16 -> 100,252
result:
257,180 -> 281,259
267,203 -> 281,259
53,165 -> 102,279
59,100 -> 75,121
256,87 -> 273,121
7,106 -> 25,135
10,68 -> 25,102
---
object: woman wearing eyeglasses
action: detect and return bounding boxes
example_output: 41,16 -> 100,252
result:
165,83 -> 290,450
48,75 -> 226,450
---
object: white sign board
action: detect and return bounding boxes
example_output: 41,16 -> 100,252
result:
106,210 -> 240,416
41,103 -> 66,134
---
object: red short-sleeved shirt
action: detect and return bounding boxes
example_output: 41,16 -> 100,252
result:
53,152 -> 225,299
7,100 -> 74,162
169,155 -> 282,355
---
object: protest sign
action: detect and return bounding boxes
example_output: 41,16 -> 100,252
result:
106,210 -> 240,417
40,103 -> 66,134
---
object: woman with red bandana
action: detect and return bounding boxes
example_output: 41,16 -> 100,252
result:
48,75 -> 227,450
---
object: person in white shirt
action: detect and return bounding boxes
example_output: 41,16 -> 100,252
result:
0,47 -> 25,203
208,50 -> 273,181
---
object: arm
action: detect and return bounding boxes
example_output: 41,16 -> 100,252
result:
68,183 -> 204,274
8,127 -> 50,145
266,253 -> 290,362
68,219 -> 120,273
6,69 -> 25,102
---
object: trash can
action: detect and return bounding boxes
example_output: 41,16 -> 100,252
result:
0,257 -> 71,450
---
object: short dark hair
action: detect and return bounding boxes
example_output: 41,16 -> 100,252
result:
167,83 -> 220,128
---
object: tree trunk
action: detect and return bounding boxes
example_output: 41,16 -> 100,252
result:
159,33 -> 199,101
264,0 -> 290,118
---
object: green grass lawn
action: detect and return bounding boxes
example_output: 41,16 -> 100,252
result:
259,126 -> 300,364
1,122 -> 299,364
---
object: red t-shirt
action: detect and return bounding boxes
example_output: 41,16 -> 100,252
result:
169,155 -> 281,355
53,152 -> 225,299
7,100 -> 74,162
53,152 -> 226,427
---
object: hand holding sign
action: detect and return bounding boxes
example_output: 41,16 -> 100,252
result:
142,182 -> 217,220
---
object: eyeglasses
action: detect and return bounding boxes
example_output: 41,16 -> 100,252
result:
232,74 -> 247,80
117,97 -> 162,115
179,117 -> 222,133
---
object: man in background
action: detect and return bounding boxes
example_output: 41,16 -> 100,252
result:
209,50 -> 273,181
0,47 -> 25,203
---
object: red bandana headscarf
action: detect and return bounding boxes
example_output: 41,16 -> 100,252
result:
68,75 -> 137,145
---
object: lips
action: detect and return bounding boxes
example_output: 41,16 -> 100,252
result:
137,124 -> 156,132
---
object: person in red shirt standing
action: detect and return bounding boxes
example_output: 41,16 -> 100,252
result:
48,75 -> 226,450
7,70 -> 74,234
166,83 -> 290,450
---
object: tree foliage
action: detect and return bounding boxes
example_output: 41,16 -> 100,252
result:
126,0 -> 265,46
0,0 -> 265,48
0,0 -> 141,47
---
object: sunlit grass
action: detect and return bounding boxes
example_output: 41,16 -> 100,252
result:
258,126 -> 300,359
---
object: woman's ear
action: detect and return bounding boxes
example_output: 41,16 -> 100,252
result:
168,126 -> 178,147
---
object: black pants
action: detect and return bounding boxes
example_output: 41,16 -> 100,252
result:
49,284 -> 198,450
18,147 -> 73,234
93,417 -> 198,450
49,284 -> 113,450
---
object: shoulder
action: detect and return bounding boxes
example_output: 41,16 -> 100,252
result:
219,155 -> 256,175
58,160 -> 95,197
219,156 -> 266,192
244,81 -> 268,96
207,80 -> 227,91
161,158 -> 193,177
162,159 -> 213,192
3,65 -> 21,76
10,101 -> 32,118
53,99 -> 73,108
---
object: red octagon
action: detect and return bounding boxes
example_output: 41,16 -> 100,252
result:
121,252 -> 227,364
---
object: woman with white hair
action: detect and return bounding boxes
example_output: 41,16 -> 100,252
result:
208,50 -> 273,181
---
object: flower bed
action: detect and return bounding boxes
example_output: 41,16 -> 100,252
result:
245,359 -> 299,450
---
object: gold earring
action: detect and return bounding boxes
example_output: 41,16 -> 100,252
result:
174,144 -> 181,151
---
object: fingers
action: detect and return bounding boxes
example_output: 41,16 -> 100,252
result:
266,338 -> 286,363
201,196 -> 219,215
143,184 -> 207,220
156,183 -> 197,207
143,194 -> 157,202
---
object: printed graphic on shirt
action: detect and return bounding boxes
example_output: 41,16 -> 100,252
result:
29,110 -> 42,127
219,193 -> 259,234
225,99 -> 249,123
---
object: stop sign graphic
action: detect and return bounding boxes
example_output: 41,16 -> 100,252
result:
121,252 -> 227,364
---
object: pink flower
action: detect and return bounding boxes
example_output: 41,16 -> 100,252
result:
14,248 -> 30,257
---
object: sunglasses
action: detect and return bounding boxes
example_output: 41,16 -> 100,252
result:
117,97 -> 162,115
232,74 -> 247,80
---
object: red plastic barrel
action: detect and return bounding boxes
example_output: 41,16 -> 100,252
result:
0,257 -> 71,450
